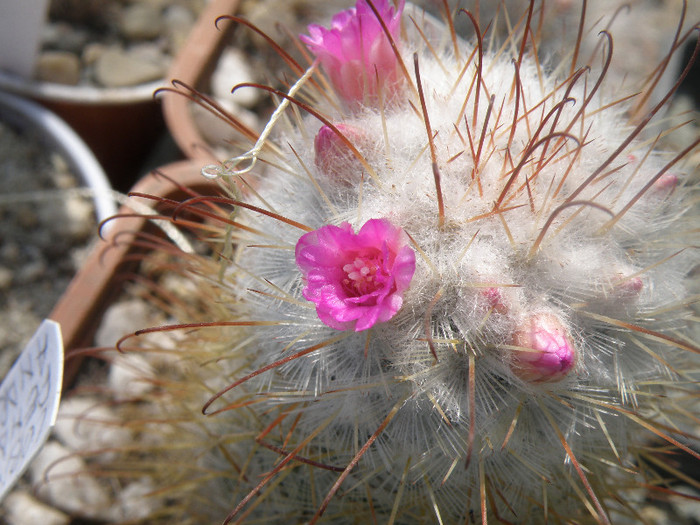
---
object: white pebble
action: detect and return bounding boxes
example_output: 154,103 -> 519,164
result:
211,48 -> 259,108
95,299 -> 151,348
93,48 -> 165,88
192,99 -> 260,156
29,441 -> 111,519
119,3 -> 163,40
163,4 -> 196,53
108,352 -> 156,400
0,265 -> 13,290
39,195 -> 95,240
108,477 -> 162,521
34,51 -> 81,85
53,397 -> 133,458
3,491 -> 70,525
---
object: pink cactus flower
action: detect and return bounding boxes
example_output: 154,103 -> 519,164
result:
295,218 -> 415,331
510,313 -> 576,383
300,0 -> 405,105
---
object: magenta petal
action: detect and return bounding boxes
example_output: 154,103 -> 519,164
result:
296,223 -> 353,270
354,308 -> 381,332
295,218 -> 416,331
392,246 -> 416,290
317,308 -> 354,331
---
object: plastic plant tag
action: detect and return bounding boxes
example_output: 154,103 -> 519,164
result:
0,320 -> 63,502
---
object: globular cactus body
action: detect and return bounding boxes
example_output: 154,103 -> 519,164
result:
81,1 -> 700,524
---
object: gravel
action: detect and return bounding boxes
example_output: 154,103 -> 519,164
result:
0,118 -> 97,379
36,0 -> 206,88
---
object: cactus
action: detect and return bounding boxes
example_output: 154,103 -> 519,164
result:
75,1 -> 699,523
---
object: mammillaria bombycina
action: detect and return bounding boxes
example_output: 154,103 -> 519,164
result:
60,1 -> 699,524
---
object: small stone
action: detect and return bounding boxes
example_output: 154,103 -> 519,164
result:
119,3 -> 163,40
81,43 -> 108,68
128,42 -> 170,65
41,22 -> 90,55
30,441 -> 111,519
0,241 -> 21,264
140,329 -> 184,368
34,51 -> 81,85
192,100 -> 260,156
107,478 -> 161,522
69,243 -> 94,272
16,260 -> 47,284
49,153 -> 71,178
134,0 -> 170,11
50,173 -> 77,191
108,352 -> 156,400
4,491 -> 70,525
95,299 -> 151,348
163,4 -> 196,53
638,505 -> 673,525
93,48 -> 165,87
671,487 -> 700,522
0,266 -> 13,290
39,195 -> 95,241
48,0 -> 113,27
211,48 -> 259,108
15,206 -> 39,229
53,397 -> 133,458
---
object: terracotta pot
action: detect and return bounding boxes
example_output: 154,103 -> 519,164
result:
49,160 -> 218,388
0,71 -> 166,191
162,0 -> 241,162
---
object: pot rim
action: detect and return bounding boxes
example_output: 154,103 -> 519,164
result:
0,70 -> 164,106
49,160 -> 219,388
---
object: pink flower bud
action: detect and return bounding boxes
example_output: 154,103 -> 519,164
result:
628,154 -> 679,195
510,313 -> 576,383
295,218 -> 416,331
652,172 -> 678,193
614,274 -> 643,299
481,287 -> 508,315
300,0 -> 405,106
314,123 -> 365,181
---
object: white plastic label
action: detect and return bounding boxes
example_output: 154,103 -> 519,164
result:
0,320 -> 63,502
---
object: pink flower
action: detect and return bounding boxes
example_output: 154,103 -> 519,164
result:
300,0 -> 405,105
295,218 -> 415,331
509,313 -> 576,383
